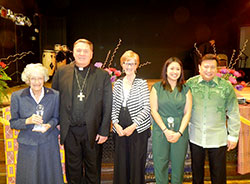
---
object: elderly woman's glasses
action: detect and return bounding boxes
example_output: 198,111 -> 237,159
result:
123,62 -> 136,66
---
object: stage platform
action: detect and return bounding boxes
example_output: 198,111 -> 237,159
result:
2,79 -> 250,105
0,80 -> 250,183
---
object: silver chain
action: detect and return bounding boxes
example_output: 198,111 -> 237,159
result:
74,67 -> 90,93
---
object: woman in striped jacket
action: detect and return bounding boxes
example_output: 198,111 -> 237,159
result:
112,50 -> 151,184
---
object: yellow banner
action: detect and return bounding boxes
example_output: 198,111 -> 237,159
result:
240,116 -> 250,126
0,117 -> 10,125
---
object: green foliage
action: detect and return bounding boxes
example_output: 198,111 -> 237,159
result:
0,64 -> 11,105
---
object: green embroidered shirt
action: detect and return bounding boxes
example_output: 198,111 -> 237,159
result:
186,75 -> 240,148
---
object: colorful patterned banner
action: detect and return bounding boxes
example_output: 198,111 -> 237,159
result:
240,115 -> 250,126
1,106 -> 67,183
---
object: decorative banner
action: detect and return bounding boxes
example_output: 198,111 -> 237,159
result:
240,115 -> 250,126
0,5 -> 32,27
1,107 -> 67,183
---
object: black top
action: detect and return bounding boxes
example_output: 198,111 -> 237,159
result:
71,66 -> 90,126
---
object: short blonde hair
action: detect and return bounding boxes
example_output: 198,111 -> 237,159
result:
73,38 -> 93,51
21,63 -> 49,84
120,50 -> 140,68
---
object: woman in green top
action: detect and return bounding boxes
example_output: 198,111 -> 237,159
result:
150,57 -> 192,184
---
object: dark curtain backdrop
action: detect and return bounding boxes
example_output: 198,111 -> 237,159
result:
1,0 -> 250,83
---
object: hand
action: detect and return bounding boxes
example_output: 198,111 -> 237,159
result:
227,140 -> 237,151
123,123 -> 137,136
114,123 -> 125,137
167,132 -> 181,143
26,114 -> 43,125
40,124 -> 51,133
95,134 -> 108,144
163,129 -> 175,141
32,124 -> 51,133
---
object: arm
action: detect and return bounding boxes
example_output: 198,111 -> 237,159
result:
226,86 -> 241,151
96,73 -> 112,144
168,90 -> 192,143
123,80 -> 150,136
10,92 -> 42,130
46,92 -> 59,129
131,80 -> 151,126
111,81 -> 125,136
111,81 -> 120,125
179,90 -> 192,134
150,86 -> 173,140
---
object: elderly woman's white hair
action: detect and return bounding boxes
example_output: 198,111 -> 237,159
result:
21,63 -> 49,84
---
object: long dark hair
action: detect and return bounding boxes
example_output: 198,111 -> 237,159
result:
161,57 -> 185,92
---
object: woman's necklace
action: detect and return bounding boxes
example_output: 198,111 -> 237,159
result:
74,67 -> 90,101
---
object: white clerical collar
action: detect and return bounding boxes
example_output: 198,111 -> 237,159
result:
76,64 -> 90,71
30,87 -> 45,104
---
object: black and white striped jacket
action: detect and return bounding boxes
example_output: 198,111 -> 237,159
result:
112,78 -> 151,133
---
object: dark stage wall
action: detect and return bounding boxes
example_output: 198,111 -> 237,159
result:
64,0 -> 241,79
1,0 -> 250,82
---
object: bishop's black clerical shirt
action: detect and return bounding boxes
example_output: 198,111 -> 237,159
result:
70,66 -> 89,126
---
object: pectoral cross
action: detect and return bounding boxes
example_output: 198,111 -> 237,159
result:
77,92 -> 85,101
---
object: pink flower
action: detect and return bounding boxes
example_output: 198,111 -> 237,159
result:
218,67 -> 246,91
216,73 -> 222,77
94,62 -> 103,68
103,67 -> 121,83
233,71 -> 241,78
110,75 -> 117,83
228,76 -> 237,84
104,68 -> 112,75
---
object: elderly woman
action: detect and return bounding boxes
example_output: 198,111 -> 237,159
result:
112,50 -> 151,184
10,63 -> 64,184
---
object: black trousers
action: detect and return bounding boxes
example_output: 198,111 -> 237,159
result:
64,125 -> 102,184
113,107 -> 150,184
190,142 -> 227,184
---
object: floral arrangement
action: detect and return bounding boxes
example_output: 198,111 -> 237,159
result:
194,39 -> 249,91
94,62 -> 122,83
216,68 -> 247,91
0,61 -> 11,105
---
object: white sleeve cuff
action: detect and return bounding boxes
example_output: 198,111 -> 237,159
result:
228,135 -> 238,142
112,119 -> 119,124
